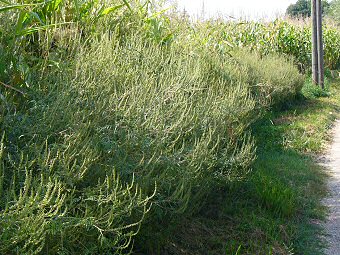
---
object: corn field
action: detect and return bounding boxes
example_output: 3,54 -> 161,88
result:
190,19 -> 340,71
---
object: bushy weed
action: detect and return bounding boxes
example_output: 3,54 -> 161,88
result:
0,1 -> 305,253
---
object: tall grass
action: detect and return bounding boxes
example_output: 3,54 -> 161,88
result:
0,0 -> 308,253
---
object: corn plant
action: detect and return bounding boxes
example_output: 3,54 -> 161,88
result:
216,19 -> 340,71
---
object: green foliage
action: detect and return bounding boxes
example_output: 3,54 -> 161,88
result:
231,50 -> 304,106
228,82 -> 340,253
220,20 -> 340,71
0,0 -> 132,36
17,29 -> 300,223
287,0 -> 312,18
327,0 -> 340,24
302,78 -> 331,98
286,0 -> 330,18
0,134 -> 153,254
0,0 -> 320,254
253,169 -> 297,217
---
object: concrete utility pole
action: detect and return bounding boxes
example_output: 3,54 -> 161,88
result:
311,0 -> 325,89
312,0 -> 318,85
316,0 -> 325,89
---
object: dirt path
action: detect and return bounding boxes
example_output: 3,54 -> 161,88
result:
322,119 -> 340,254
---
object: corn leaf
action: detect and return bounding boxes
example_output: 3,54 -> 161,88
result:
101,4 -> 124,16
17,22 -> 72,36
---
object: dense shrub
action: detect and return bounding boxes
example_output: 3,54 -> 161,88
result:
0,1 -> 304,253
0,135 -> 152,255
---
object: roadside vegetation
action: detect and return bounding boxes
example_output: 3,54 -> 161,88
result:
0,0 -> 339,254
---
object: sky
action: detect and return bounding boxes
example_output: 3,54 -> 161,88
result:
174,0 -> 298,20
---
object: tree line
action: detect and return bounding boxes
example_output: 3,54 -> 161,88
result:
287,0 -> 340,23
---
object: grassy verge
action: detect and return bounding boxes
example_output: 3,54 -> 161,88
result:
161,79 -> 340,255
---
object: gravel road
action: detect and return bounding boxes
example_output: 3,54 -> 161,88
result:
322,119 -> 340,254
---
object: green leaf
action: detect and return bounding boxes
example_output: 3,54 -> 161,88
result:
15,11 -> 27,35
73,0 -> 80,20
0,0 -> 11,5
52,0 -> 63,10
0,4 -> 26,12
121,0 -> 132,12
29,12 -> 45,25
17,22 -> 72,36
101,4 -> 124,16
0,0 -> 54,12
145,7 -> 171,21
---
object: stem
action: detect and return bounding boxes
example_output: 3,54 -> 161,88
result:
0,81 -> 26,95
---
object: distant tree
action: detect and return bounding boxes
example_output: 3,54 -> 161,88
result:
327,0 -> 340,23
286,0 -> 330,18
286,0 -> 311,17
